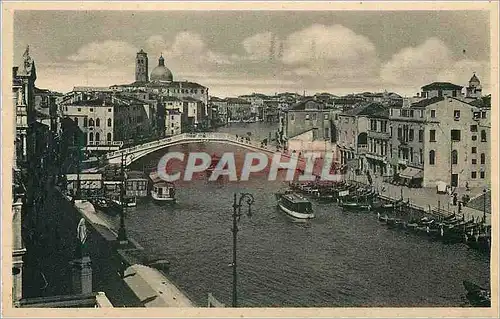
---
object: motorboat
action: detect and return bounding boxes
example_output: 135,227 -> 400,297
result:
151,182 -> 176,203
275,191 -> 315,219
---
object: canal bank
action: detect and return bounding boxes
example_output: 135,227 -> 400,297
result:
22,182 -> 195,308
68,193 -> 196,307
118,140 -> 490,307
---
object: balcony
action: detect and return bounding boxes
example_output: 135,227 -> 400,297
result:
84,140 -> 123,152
364,152 -> 387,162
367,130 -> 390,140
398,158 -> 408,165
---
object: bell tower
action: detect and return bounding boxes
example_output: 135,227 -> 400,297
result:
466,73 -> 482,99
135,49 -> 149,82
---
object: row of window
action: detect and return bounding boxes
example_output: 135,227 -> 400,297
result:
397,126 -> 424,142
428,129 -> 487,142
471,171 -> 486,179
370,120 -> 388,132
290,113 -> 330,121
429,150 -> 487,165
74,117 -> 112,127
88,132 -> 112,142
69,107 -> 113,113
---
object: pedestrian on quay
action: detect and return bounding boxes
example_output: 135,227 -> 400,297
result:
453,193 -> 458,206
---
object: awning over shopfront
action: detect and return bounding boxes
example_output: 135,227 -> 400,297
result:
399,167 -> 423,179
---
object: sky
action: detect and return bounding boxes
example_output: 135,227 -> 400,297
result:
14,10 -> 491,97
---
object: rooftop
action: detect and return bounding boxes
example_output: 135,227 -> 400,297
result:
469,95 -> 491,108
368,108 -> 390,119
182,96 -> 201,103
421,82 -> 463,91
226,97 -> 251,104
341,102 -> 386,116
410,96 -> 445,108
289,99 -> 325,111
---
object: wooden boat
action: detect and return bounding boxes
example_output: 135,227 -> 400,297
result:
92,197 -> 111,211
340,201 -> 372,211
151,182 -> 176,203
110,195 -> 137,209
275,192 -> 315,219
463,280 -> 491,307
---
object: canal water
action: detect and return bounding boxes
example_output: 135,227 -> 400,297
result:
106,124 -> 490,307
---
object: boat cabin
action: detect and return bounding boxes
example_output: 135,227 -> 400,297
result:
152,182 -> 176,200
281,193 -> 313,213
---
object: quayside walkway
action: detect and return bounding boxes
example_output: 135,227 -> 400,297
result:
355,174 -> 491,226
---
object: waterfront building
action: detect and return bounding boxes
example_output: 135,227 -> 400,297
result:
61,93 -> 158,149
110,50 -> 211,129
226,97 -> 252,121
165,109 -> 184,136
34,88 -> 63,134
11,46 -> 38,305
337,102 -> 386,171
284,99 -> 338,155
238,93 -> 269,120
262,99 -> 280,122
209,96 -> 228,124
387,84 -> 490,188
365,108 -> 392,177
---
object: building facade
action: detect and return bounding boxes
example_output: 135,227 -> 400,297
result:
365,109 -> 392,176
61,94 -> 158,147
226,97 -> 252,121
337,103 -> 386,170
384,88 -> 491,188
165,109 -> 183,136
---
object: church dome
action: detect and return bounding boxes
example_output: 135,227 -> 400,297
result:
150,55 -> 173,82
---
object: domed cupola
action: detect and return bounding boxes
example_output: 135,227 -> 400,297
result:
150,54 -> 173,82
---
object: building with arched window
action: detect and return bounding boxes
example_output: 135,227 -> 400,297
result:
384,82 -> 490,188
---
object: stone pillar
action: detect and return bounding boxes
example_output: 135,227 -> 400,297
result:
12,198 -> 25,305
70,256 -> 92,295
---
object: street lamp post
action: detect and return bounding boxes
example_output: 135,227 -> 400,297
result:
117,152 -> 128,244
231,192 -> 255,308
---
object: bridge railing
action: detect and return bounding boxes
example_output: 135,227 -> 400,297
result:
105,132 -> 309,163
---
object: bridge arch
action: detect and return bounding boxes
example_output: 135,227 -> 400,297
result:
105,133 -> 277,166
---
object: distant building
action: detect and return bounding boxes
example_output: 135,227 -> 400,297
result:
209,96 -> 228,124
165,109 -> 183,136
226,97 -> 252,121
110,51 -> 211,129
238,93 -> 269,120
420,82 -> 463,99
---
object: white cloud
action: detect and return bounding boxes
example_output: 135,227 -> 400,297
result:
144,32 -> 235,75
281,24 -> 379,79
35,62 -> 132,93
241,32 -> 282,61
381,37 -> 489,89
67,40 -> 138,66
